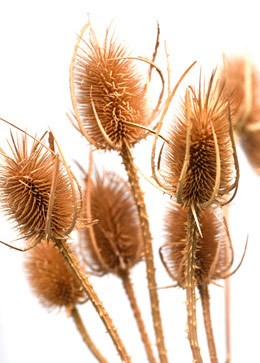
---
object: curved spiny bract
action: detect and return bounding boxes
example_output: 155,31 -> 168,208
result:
71,25 -> 150,150
0,134 -> 77,243
161,203 -> 232,287
80,170 -> 143,275
161,71 -> 235,207
220,57 -> 260,172
24,240 -> 85,310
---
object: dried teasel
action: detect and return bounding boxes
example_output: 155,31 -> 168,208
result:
161,202 -> 233,362
219,57 -> 260,172
0,132 -> 79,247
70,23 -> 160,150
24,240 -> 85,309
156,70 -> 238,208
80,169 -> 143,275
24,239 -> 110,363
160,203 -> 233,287
0,131 -> 131,362
70,22 -> 168,362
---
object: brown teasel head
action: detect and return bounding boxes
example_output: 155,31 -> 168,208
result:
79,170 -> 143,275
219,57 -> 260,132
219,57 -> 260,172
0,134 -> 77,243
161,71 -> 236,207
160,203 -> 232,287
24,240 -> 85,310
70,25 -> 150,150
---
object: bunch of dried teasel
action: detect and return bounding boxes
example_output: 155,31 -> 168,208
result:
0,19 -> 259,363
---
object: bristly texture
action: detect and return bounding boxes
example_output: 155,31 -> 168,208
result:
161,71 -> 235,207
0,134 -> 76,242
80,170 -> 143,275
161,203 -> 232,287
220,57 -> 260,172
24,240 -> 85,309
71,26 -> 150,150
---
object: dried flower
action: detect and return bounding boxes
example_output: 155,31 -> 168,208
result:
0,134 -> 77,243
80,170 -> 143,275
24,240 -> 85,309
160,203 -> 232,287
161,71 -> 236,207
220,57 -> 260,172
70,25 -> 150,150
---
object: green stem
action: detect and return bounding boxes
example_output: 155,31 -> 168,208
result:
120,142 -> 168,363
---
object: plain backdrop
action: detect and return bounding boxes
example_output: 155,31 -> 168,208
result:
0,1 -> 260,362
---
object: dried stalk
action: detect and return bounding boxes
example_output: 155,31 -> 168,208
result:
185,208 -> 202,363
120,141 -> 168,363
55,238 -> 131,363
70,306 -> 109,363
198,285 -> 218,363
120,270 -> 157,363
224,277 -> 231,363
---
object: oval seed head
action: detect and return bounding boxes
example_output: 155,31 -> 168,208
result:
71,26 -> 150,150
24,240 -> 85,310
161,71 -> 235,207
220,57 -> 260,172
0,134 -> 77,243
161,203 -> 232,287
80,170 -> 143,275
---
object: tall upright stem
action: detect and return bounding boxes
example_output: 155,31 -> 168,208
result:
185,208 -> 202,363
120,270 -> 157,363
198,285 -> 218,363
224,277 -> 231,363
70,306 -> 109,363
55,238 -> 131,363
120,142 -> 168,363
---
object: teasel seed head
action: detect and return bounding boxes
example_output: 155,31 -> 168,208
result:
161,71 -> 236,207
70,24 -> 150,150
0,134 -> 78,243
161,203 -> 232,287
220,57 -> 260,172
24,240 -> 85,310
80,170 -> 143,275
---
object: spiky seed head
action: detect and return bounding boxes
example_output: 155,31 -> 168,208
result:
220,57 -> 260,172
71,26 -> 150,150
240,130 -> 260,173
0,134 -> 76,242
161,203 -> 232,287
220,57 -> 260,131
162,71 -> 235,207
80,170 -> 143,275
24,240 -> 85,310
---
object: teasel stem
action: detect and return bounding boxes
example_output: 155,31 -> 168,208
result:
120,269 -> 157,363
224,277 -> 231,363
185,207 -> 203,363
198,285 -> 218,363
70,306 -> 109,363
120,141 -> 168,363
55,238 -> 131,363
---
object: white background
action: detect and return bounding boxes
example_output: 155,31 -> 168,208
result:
0,1 -> 259,362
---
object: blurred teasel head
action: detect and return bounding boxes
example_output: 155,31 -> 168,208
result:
0,133 -> 79,245
220,57 -> 260,173
70,23 -> 153,150
158,70 -> 238,208
79,169 -> 143,275
24,240 -> 85,310
160,203 -> 233,287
